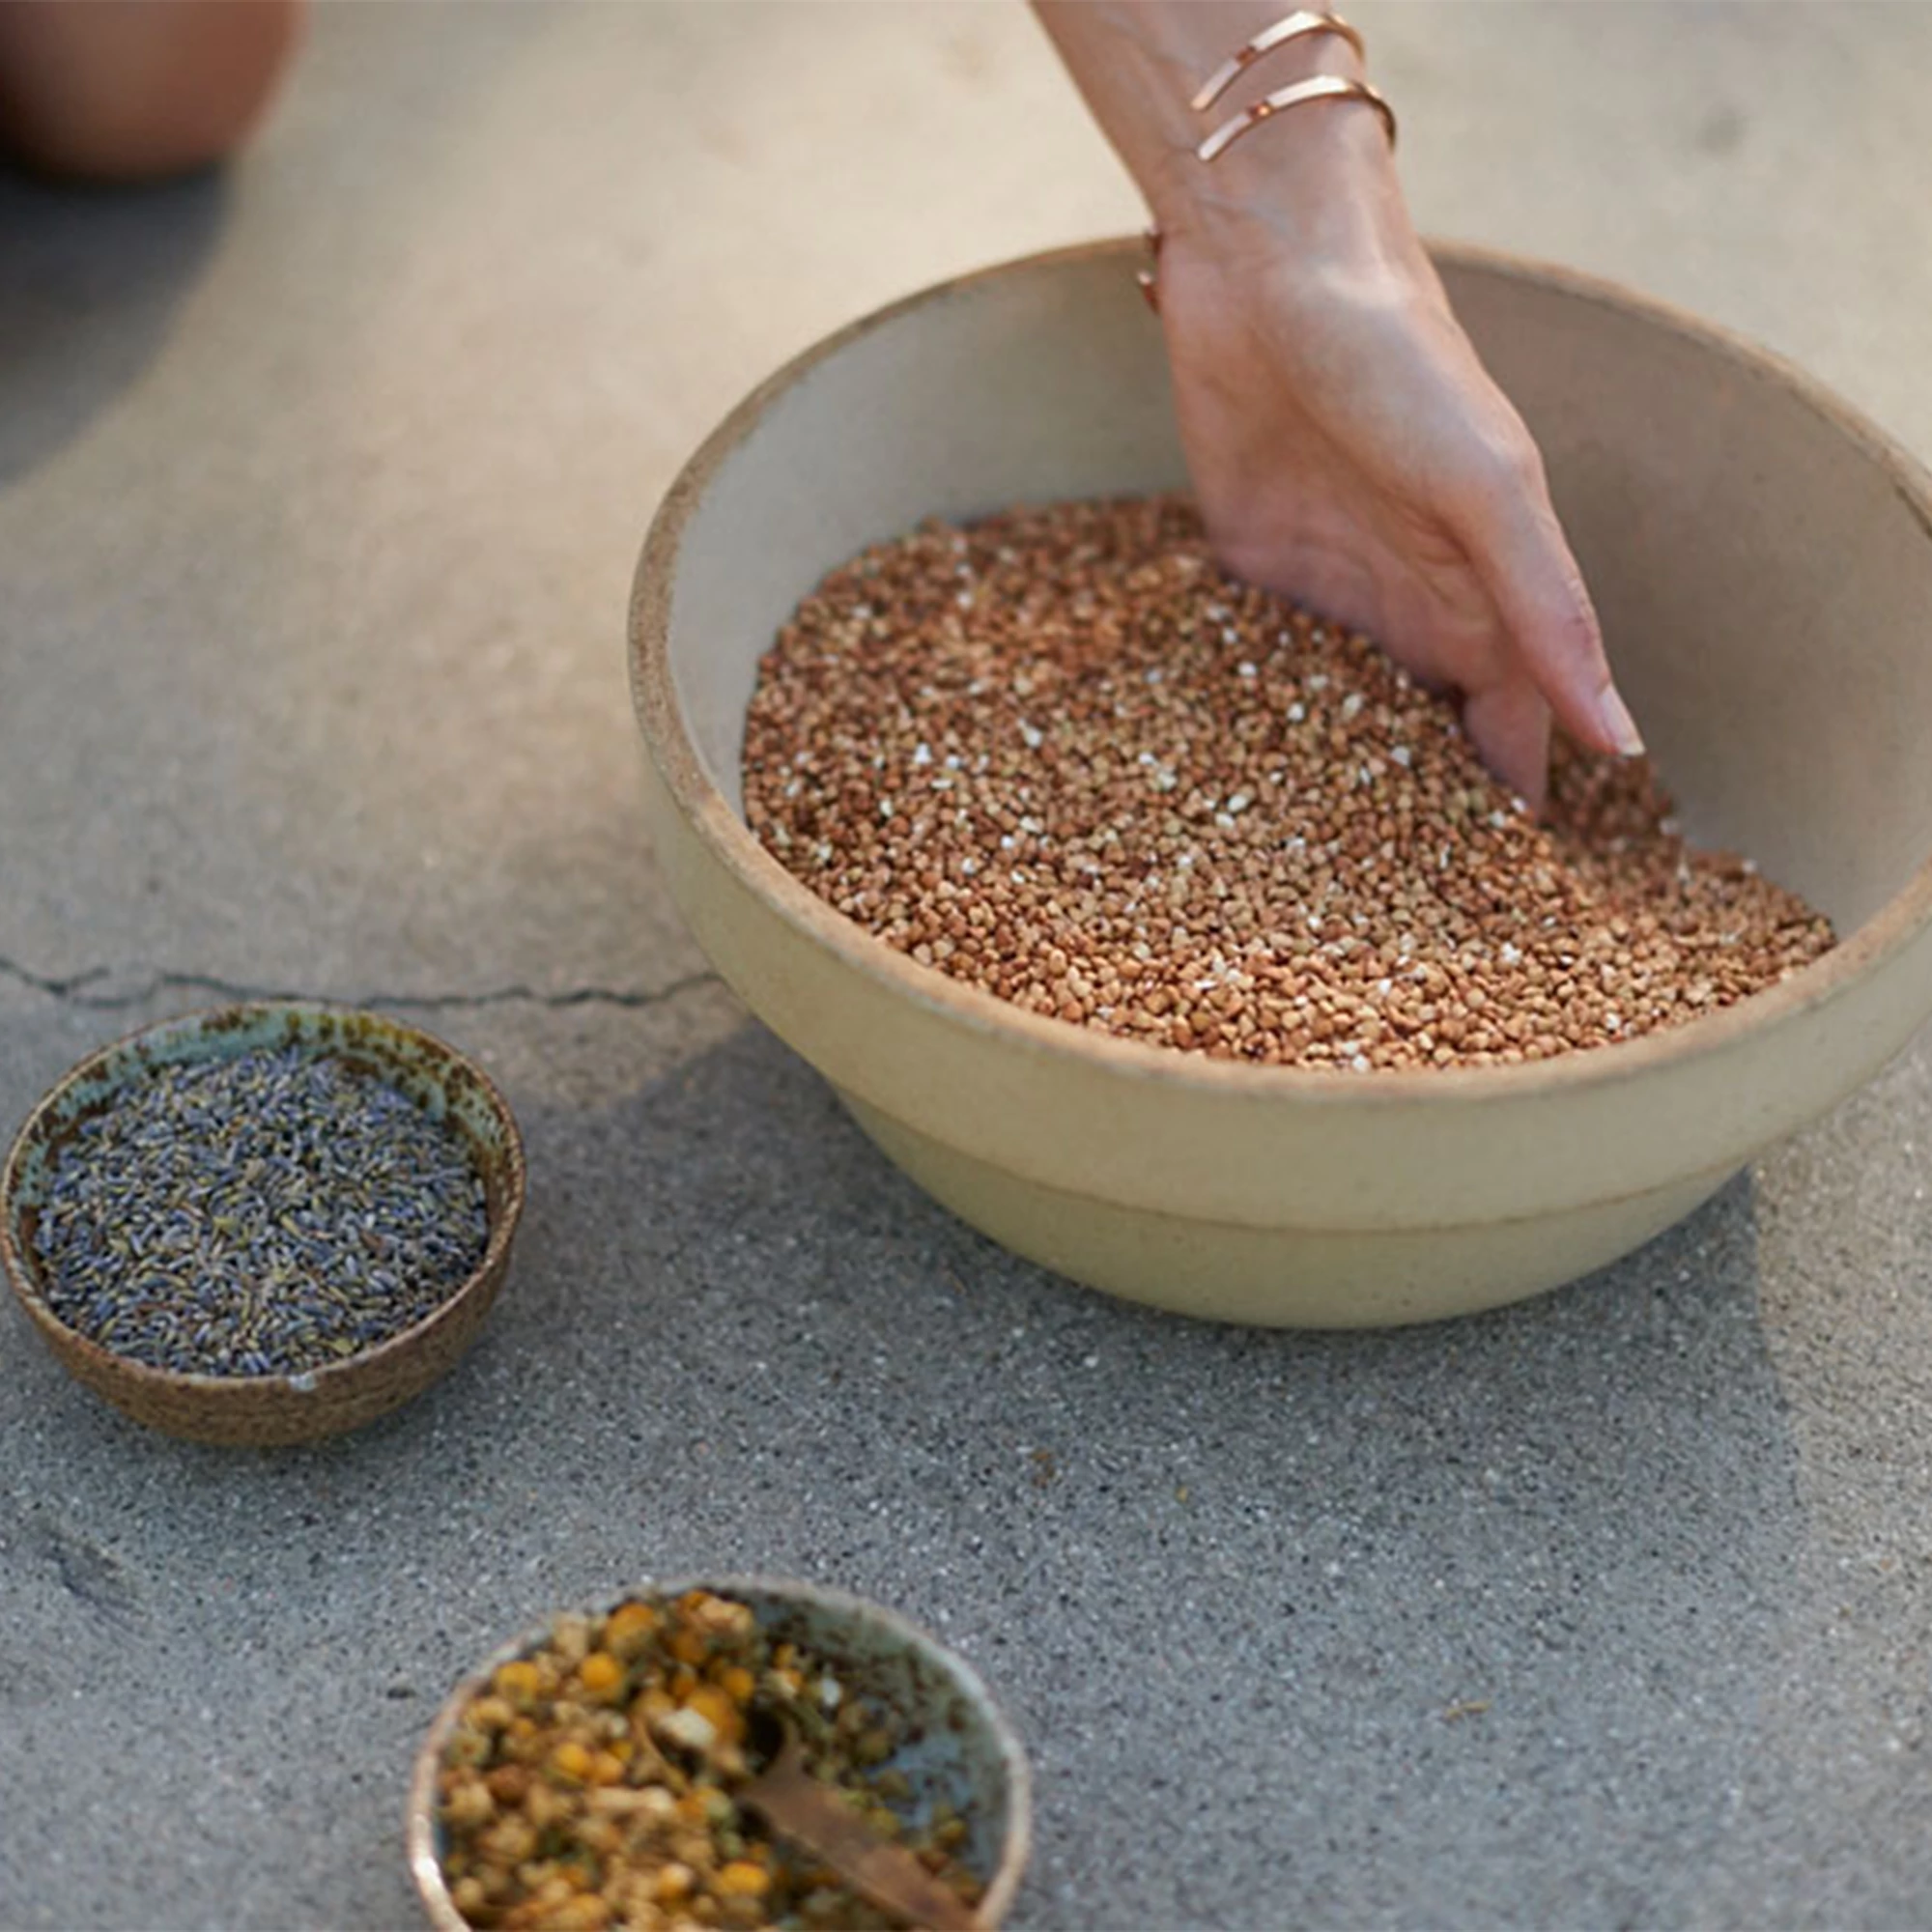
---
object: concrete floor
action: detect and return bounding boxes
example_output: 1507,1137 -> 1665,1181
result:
3,4 -> 1931,1927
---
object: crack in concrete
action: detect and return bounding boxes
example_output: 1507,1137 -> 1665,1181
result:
0,954 -> 723,1015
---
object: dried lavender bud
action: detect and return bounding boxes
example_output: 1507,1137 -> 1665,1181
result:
33,1044 -> 487,1376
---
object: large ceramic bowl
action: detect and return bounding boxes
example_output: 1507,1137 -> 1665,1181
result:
630,239 -> 1932,1327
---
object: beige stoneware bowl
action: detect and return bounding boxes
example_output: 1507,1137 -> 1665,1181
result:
631,238 -> 1932,1327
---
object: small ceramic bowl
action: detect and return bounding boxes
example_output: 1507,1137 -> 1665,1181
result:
407,1575 -> 1033,1930
630,238 -> 1932,1327
0,1001 -> 525,1445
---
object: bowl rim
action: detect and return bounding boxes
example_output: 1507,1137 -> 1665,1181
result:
404,1572 -> 1036,1931
0,998 -> 527,1400
630,234 -> 1932,1110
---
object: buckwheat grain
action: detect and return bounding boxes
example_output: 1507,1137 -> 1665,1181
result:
742,496 -> 1833,1069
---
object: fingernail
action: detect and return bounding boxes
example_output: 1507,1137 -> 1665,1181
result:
1599,685 -> 1645,757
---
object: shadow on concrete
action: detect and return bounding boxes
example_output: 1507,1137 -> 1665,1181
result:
0,1019 -> 1802,1930
412,1023 -> 1795,1924
497,1023 -> 1798,1929
0,168 -> 227,484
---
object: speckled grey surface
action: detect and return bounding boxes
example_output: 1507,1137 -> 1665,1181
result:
3,5 -> 1930,1928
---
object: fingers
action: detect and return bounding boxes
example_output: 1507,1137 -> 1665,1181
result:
1461,676 -> 1551,816
1461,446 -> 1644,760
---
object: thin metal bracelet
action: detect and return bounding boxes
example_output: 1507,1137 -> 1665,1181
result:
1196,73 -> 1397,163
1135,226 -> 1163,311
1188,9 -> 1367,114
1137,14 -> 1394,313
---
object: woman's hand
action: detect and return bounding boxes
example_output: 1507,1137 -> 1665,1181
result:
1153,225 -> 1641,809
1033,0 -> 1643,810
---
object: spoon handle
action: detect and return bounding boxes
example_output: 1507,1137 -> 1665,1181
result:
738,1762 -> 981,1931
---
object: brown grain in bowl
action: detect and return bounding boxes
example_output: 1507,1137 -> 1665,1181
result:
743,494 -> 1834,1070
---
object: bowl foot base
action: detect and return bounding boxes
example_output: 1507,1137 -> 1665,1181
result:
839,1092 -> 1736,1328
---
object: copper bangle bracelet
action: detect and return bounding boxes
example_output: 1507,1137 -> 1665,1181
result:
1187,9 -> 1367,114
1196,73 -> 1397,164
1135,226 -> 1162,311
1137,12 -> 1396,314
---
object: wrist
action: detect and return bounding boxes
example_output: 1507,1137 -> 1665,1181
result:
1037,4 -> 1396,234
1146,99 -> 1404,267
1153,185 -> 1448,368
1134,16 -> 1407,275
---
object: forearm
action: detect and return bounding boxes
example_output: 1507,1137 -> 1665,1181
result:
1031,1 -> 1406,266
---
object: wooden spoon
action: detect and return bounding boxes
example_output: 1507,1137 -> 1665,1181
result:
736,1710 -> 981,1931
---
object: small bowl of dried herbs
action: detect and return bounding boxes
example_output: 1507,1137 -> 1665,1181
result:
408,1577 -> 1033,1932
0,1001 -> 525,1445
